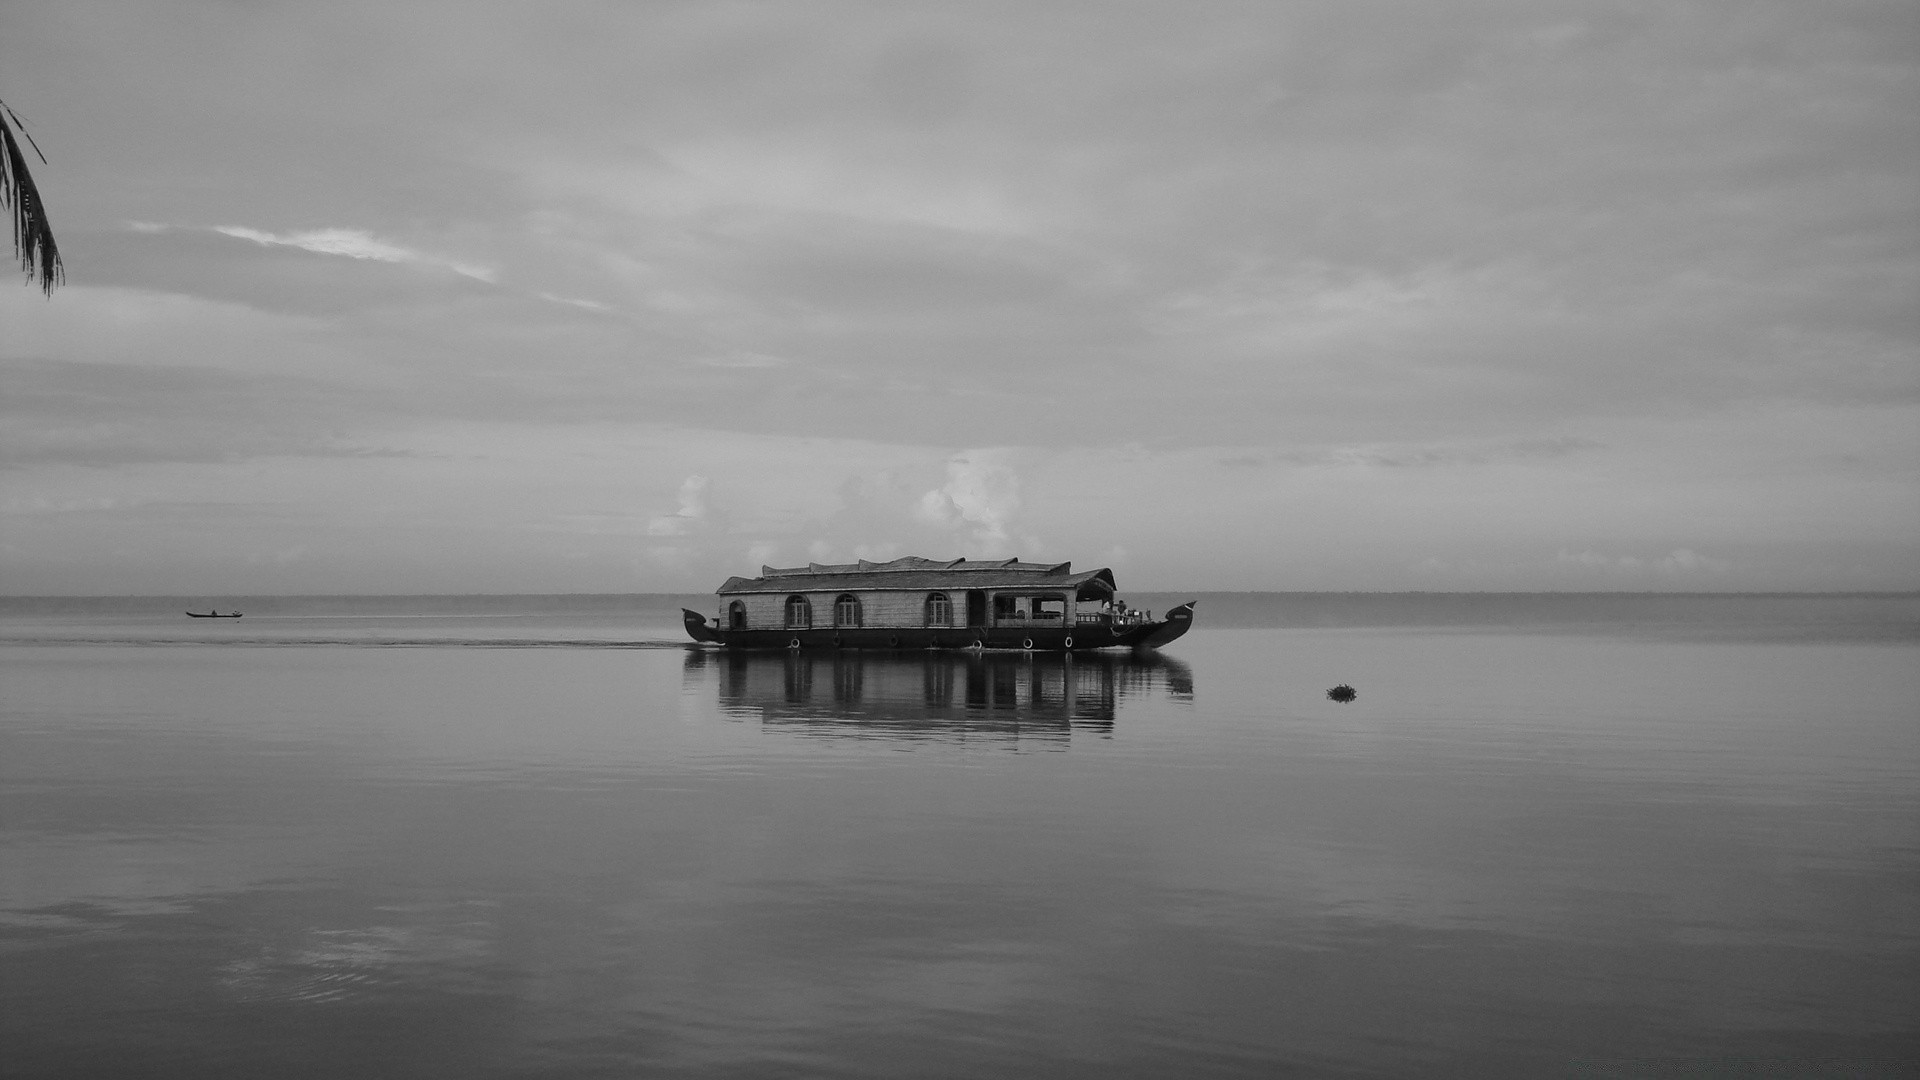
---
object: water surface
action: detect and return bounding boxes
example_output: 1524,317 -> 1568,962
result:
2,596 -> 1915,1077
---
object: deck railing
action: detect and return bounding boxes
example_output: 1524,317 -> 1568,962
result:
1075,610 -> 1152,627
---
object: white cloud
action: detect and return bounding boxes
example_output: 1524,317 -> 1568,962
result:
1556,549 -> 1644,573
646,475 -> 710,537
916,451 -> 1025,556
1657,548 -> 1733,576
1554,547 -> 1735,578
212,225 -> 498,282
536,292 -> 611,312
215,226 -> 414,262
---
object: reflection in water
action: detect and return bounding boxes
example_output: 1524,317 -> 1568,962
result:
8,630 -> 1916,1076
686,648 -> 1193,744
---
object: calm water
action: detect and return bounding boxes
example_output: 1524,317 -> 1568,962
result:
2,596 -> 1916,1077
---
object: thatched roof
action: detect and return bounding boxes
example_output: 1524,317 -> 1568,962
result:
716,555 -> 1117,597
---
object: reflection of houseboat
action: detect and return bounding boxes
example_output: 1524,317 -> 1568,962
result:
682,556 -> 1194,652
687,648 -> 1193,743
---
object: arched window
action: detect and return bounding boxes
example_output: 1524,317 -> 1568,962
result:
924,592 -> 952,627
834,593 -> 862,628
728,601 -> 747,630
784,595 -> 811,628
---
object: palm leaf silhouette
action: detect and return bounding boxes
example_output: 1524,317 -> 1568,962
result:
0,99 -> 63,295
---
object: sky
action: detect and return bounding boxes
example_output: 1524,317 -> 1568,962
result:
2,0 -> 1915,594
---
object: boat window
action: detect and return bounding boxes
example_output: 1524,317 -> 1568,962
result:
728,601 -> 747,630
834,593 -> 862,628
784,595 -> 811,628
1033,596 -> 1065,621
924,592 -> 951,626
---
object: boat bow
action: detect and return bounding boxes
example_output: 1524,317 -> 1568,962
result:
1137,601 -> 1196,649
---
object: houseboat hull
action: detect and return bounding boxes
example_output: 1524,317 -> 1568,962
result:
683,602 -> 1194,652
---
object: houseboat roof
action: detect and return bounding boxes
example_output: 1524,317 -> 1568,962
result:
716,556 -> 1118,597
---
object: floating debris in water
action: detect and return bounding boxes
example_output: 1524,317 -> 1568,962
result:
1326,684 -> 1357,703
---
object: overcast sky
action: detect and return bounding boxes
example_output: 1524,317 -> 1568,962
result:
2,1 -> 1915,594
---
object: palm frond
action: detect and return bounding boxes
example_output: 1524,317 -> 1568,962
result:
0,99 -> 63,295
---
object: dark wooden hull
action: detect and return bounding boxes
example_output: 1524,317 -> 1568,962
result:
185,612 -> 243,618
683,602 -> 1194,652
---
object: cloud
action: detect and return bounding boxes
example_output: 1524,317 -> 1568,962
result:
1554,547 -> 1735,579
646,475 -> 711,537
215,226 -> 415,263
1657,548 -> 1733,576
212,225 -> 497,282
535,292 -> 611,312
1556,549 -> 1645,573
916,451 -> 1026,556
1,2 -> 1913,592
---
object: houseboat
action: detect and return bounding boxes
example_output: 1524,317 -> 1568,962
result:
681,556 -> 1194,652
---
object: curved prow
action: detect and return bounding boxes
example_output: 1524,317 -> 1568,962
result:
1138,601 -> 1196,650
682,608 -> 722,643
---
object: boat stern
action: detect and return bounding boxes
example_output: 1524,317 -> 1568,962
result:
682,608 -> 722,643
